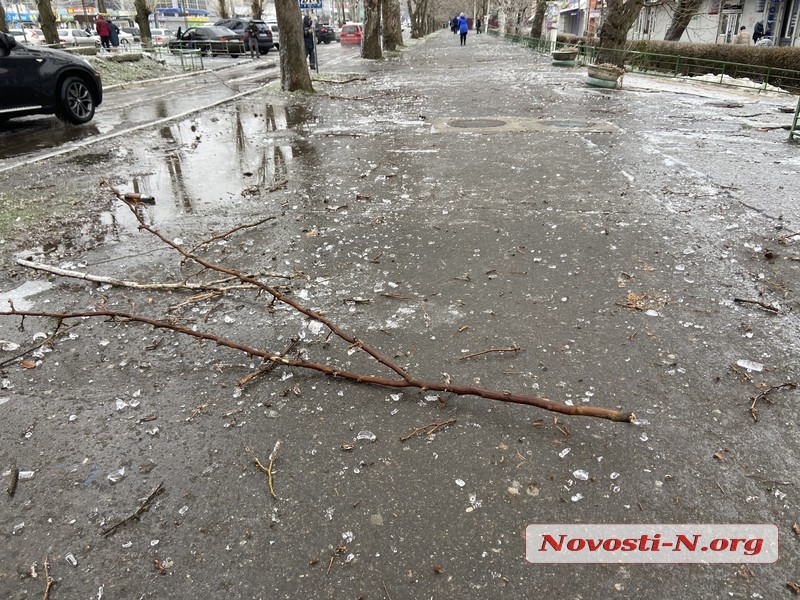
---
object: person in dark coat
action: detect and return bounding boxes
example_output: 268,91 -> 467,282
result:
475,17 -> 482,34
95,15 -> 111,50
109,21 -> 120,49
245,20 -> 259,58
752,21 -> 764,43
452,16 -> 458,34
303,15 -> 316,70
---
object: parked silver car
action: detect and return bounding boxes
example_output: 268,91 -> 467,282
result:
58,29 -> 101,48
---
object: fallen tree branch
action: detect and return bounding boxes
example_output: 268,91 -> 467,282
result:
16,258 -> 256,293
2,182 -> 636,424
459,346 -> 521,361
101,481 -> 164,536
0,307 -> 634,422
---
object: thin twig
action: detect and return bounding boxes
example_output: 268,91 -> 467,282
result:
749,382 -> 798,421
187,215 -> 277,253
237,339 -> 297,388
459,346 -> 521,361
101,482 -> 164,536
0,323 -> 77,369
383,581 -> 393,600
42,555 -> 55,600
733,297 -> 780,314
267,440 -> 283,499
400,419 -> 457,442
247,441 -> 283,498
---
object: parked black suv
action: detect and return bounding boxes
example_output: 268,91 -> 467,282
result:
214,19 -> 274,54
315,22 -> 336,44
0,31 -> 103,124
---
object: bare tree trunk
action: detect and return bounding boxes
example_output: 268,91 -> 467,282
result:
349,0 -> 361,22
33,0 -> 59,44
362,0 -> 383,58
251,0 -> 265,19
382,0 -> 403,50
97,0 -> 107,15
407,0 -> 427,38
134,0 -> 153,45
663,0 -> 702,41
216,0 -> 230,20
275,0 -> 314,92
529,0 -> 546,39
596,0 -> 644,65
0,5 -> 7,33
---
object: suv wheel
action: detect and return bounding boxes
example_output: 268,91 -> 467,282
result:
56,75 -> 95,124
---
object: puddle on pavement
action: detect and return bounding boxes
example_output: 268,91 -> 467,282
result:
105,100 -> 320,232
0,279 -> 54,310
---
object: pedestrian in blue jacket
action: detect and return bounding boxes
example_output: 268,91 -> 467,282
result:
458,12 -> 469,45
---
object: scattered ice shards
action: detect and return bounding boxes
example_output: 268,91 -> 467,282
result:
0,341 -> 20,351
773,488 -> 787,501
179,505 -> 189,515
223,315 -> 236,324
33,332 -> 48,342
572,470 -> 589,481
466,494 -> 482,512
308,321 -> 325,335
645,309 -> 660,317
558,448 -> 571,458
150,539 -> 160,547
65,553 -> 78,567
1,379 -> 12,390
355,431 -> 376,442
610,472 -> 621,480
0,397 -> 9,406
98,340 -> 110,347
736,359 -> 763,372
13,522 -> 24,534
18,470 -> 35,480
571,494 -> 584,502
455,478 -> 466,487
342,531 -> 355,543
107,468 -> 126,484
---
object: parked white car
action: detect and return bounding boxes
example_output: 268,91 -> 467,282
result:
9,28 -> 47,46
149,28 -> 175,46
58,29 -> 100,47
265,21 -> 280,49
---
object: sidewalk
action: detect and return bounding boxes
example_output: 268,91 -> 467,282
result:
1,28 -> 799,600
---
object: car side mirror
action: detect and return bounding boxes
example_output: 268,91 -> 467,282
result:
0,31 -> 18,55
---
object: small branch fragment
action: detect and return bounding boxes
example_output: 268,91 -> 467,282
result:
459,346 -> 521,361
7,461 -> 19,497
400,419 -> 457,442
733,297 -> 780,314
42,555 -> 55,600
101,482 -> 164,536
749,382 -> 798,421
787,581 -> 800,595
247,441 -> 283,499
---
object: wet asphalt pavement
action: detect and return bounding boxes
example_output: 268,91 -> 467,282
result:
1,29 -> 800,599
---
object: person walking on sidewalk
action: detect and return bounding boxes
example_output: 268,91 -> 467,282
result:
303,15 -> 316,70
95,15 -> 111,50
475,17 -> 482,34
245,20 -> 259,58
458,13 -> 469,45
